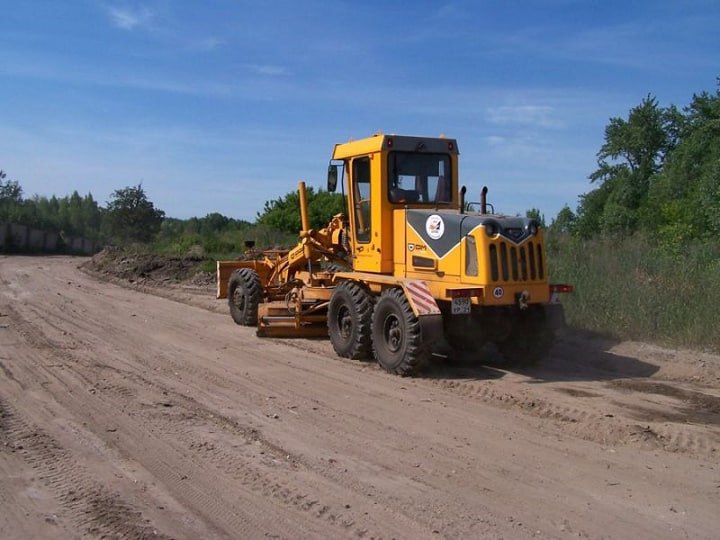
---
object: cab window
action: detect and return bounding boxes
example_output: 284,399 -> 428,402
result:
388,152 -> 451,204
353,157 -> 371,243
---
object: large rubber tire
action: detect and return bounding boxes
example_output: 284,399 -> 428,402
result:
326,263 -> 350,273
371,288 -> 431,376
227,268 -> 262,326
328,281 -> 373,360
496,305 -> 554,367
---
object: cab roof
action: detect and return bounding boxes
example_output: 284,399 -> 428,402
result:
332,134 -> 459,160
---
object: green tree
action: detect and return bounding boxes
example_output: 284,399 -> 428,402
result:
80,193 -> 103,240
646,84 -> 720,244
548,205 -> 576,236
574,183 -> 610,238
525,208 -> 546,227
105,184 -> 165,244
578,96 -> 681,236
0,170 -> 24,224
0,170 -> 23,202
257,187 -> 345,234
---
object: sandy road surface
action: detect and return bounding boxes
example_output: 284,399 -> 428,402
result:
1,255 -> 719,539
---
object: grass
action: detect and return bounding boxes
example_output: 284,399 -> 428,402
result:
548,234 -> 720,351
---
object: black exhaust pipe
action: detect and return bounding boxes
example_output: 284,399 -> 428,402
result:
460,186 -> 467,214
480,186 -> 488,214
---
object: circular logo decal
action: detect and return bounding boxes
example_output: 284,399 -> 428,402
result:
425,214 -> 445,240
492,287 -> 504,299
408,243 -> 415,252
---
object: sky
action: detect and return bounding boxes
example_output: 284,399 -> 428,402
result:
1,1 -> 718,222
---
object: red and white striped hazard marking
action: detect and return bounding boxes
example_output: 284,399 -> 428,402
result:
403,280 -> 441,315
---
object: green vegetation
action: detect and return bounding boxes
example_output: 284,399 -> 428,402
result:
0,174 -> 325,258
105,185 -> 165,244
547,79 -> 720,350
549,235 -> 720,350
550,81 -> 720,245
152,218 -> 295,260
0,180 -> 161,246
256,187 -> 345,233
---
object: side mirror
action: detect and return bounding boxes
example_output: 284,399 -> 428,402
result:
327,164 -> 338,192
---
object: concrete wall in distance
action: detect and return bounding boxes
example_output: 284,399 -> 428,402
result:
0,223 -> 9,248
0,223 -> 97,253
64,236 -> 99,255
29,228 -> 46,250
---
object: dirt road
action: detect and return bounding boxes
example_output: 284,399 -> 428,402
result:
1,256 -> 718,539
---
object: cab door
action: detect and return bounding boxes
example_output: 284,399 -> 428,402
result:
348,155 -> 382,272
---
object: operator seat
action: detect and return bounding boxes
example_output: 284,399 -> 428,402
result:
389,188 -> 420,204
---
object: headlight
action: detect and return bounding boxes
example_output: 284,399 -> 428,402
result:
528,221 -> 539,236
485,222 -> 498,237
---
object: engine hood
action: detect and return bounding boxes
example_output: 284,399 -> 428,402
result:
405,209 -> 539,259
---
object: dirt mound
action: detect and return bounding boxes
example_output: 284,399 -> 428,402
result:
82,247 -> 211,285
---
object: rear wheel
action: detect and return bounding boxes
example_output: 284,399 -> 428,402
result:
372,288 -> 431,376
496,305 -> 554,367
228,268 -> 262,326
328,281 -> 373,359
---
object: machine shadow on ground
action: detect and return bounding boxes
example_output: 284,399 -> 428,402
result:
521,329 -> 660,383
418,328 -> 660,383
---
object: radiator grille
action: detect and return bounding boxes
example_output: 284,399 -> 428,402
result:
488,241 -> 544,282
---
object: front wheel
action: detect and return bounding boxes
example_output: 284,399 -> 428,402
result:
371,288 -> 430,376
227,268 -> 262,326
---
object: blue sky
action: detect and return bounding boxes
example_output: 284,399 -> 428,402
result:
1,1 -> 718,222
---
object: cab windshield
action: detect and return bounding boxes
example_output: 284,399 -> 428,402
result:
388,152 -> 452,204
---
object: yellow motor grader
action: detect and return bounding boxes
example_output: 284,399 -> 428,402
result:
217,134 -> 572,375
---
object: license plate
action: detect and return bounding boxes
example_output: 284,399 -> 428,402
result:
451,297 -> 471,315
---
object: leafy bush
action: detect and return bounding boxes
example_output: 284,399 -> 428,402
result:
256,187 -> 345,233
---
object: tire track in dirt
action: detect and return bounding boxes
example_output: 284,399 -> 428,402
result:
610,379 -> 720,417
0,398 -> 172,540
421,375 -> 720,457
3,287 -> 432,539
0,359 -> 24,389
213,325 -> 720,461
44,296 -> 500,538
1,305 -> 317,538
94,369 -> 433,539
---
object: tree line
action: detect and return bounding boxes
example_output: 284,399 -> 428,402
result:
0,178 -> 165,246
1,167 -> 342,251
550,79 -> 719,247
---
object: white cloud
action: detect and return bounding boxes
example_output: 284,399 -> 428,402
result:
107,6 -> 154,30
248,64 -> 289,77
484,135 -> 506,146
190,37 -> 223,52
486,105 -> 562,129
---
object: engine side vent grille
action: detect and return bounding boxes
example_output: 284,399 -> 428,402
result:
489,240 -> 544,282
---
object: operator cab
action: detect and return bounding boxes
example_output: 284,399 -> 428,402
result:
327,134 -> 460,273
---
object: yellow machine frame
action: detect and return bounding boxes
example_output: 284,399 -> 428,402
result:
217,133 -> 570,374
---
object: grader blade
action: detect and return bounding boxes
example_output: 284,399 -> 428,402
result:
256,302 -> 329,338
